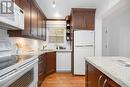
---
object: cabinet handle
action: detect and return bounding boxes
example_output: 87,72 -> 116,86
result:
103,79 -> 107,87
98,75 -> 102,87
38,61 -> 43,64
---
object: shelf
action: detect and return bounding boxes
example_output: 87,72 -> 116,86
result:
65,15 -> 72,41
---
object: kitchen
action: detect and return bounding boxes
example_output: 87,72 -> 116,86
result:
0,0 -> 130,87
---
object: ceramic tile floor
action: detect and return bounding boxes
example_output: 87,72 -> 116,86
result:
41,73 -> 85,87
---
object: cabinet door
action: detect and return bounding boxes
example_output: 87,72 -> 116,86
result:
42,54 -> 47,77
86,62 -> 121,87
14,0 -> 20,7
87,62 -> 101,87
37,11 -> 42,37
30,1 -> 38,37
46,52 -> 56,75
38,54 -> 46,86
73,13 -> 84,29
38,55 -> 44,86
42,18 -> 46,40
84,14 -> 95,30
20,0 -> 31,36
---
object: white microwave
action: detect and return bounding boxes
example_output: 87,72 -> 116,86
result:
0,3 -> 24,30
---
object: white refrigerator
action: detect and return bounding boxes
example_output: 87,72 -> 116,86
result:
74,30 -> 94,75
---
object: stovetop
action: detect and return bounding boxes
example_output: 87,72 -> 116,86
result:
0,55 -> 34,70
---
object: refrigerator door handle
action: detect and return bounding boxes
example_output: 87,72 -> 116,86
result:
75,45 -> 94,47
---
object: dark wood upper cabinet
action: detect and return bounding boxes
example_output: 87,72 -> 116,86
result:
13,0 -> 20,7
72,13 -> 84,29
71,8 -> 96,30
30,1 -> 38,36
38,11 -> 42,37
21,0 -> 31,36
85,14 -> 95,30
42,17 -> 46,40
8,0 -> 47,40
37,10 -> 46,40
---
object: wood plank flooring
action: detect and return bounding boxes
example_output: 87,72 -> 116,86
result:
41,73 -> 85,87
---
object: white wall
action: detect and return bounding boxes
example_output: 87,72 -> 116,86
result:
95,0 -> 122,56
0,29 -> 45,55
96,0 -> 120,18
102,4 -> 130,58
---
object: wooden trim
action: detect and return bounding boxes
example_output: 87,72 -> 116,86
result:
47,19 -> 66,21
71,8 -> 96,12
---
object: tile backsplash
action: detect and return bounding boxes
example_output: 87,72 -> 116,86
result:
0,29 -> 12,57
0,29 -> 46,55
10,37 -> 46,54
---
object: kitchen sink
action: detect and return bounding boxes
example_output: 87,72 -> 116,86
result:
125,64 -> 130,67
117,59 -> 130,67
125,61 -> 130,67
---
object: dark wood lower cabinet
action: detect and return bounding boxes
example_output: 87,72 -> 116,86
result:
38,54 -> 46,87
106,79 -> 121,87
86,61 -> 121,87
86,62 -> 100,87
38,52 -> 56,87
46,52 -> 56,76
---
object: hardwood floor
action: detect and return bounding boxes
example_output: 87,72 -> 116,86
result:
41,73 -> 85,87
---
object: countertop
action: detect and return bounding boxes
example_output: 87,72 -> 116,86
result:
17,50 -> 56,56
56,50 -> 72,52
85,57 -> 130,87
20,49 -> 72,56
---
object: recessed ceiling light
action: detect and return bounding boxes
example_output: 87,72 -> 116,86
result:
54,12 -> 61,17
52,1 -> 56,8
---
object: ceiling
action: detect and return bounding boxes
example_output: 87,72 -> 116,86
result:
36,0 -> 100,19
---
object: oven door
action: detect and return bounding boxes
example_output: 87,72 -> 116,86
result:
0,59 -> 38,87
9,68 -> 34,87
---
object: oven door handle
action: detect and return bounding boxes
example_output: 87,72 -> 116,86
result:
17,59 -> 38,70
0,69 -> 17,80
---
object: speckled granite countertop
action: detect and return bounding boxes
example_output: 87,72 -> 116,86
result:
85,57 -> 130,87
19,49 -> 71,56
17,50 -> 56,56
56,50 -> 72,52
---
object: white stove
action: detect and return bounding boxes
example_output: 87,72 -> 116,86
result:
0,31 -> 38,87
0,55 -> 38,87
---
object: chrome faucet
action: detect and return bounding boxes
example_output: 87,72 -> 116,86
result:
43,45 -> 47,50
